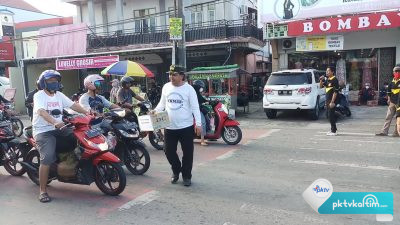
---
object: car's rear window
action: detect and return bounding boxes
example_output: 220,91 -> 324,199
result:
267,72 -> 312,85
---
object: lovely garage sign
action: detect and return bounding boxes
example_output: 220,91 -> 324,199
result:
56,55 -> 119,70
288,11 -> 400,36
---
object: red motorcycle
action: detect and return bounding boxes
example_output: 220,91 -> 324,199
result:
198,101 -> 242,145
21,110 -> 126,196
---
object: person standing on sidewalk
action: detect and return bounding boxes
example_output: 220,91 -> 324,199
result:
377,66 -> 400,137
153,66 -> 202,187
320,66 -> 339,136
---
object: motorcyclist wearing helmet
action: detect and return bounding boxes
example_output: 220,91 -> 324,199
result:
117,76 -> 145,108
32,70 -> 89,203
79,74 -> 120,114
192,80 -> 210,146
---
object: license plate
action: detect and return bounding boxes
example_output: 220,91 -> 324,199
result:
278,90 -> 292,95
85,129 -> 101,138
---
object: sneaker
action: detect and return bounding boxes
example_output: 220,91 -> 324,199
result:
171,174 -> 179,184
183,178 -> 191,187
375,133 -> 388,136
326,132 -> 337,136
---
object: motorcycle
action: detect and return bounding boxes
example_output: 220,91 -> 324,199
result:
21,110 -> 126,196
199,101 -> 242,145
98,108 -> 151,175
0,103 -> 24,137
0,120 -> 27,176
122,101 -> 165,151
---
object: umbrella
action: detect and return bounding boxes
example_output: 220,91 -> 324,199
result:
101,60 -> 154,77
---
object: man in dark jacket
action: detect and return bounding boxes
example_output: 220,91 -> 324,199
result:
25,83 -> 40,121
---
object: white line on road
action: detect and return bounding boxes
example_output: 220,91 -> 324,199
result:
216,151 -> 236,160
290,159 -> 400,172
317,131 -> 374,136
118,190 -> 160,211
310,138 -> 397,144
299,147 -> 400,157
258,129 -> 281,139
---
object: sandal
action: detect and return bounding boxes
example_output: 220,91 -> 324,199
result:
39,192 -> 51,203
201,142 -> 208,146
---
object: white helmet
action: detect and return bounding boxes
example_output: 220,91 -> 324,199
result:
84,74 -> 104,91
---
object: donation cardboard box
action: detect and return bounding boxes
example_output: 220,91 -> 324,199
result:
138,111 -> 170,131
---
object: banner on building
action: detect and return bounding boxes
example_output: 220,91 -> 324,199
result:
0,42 -> 14,61
288,11 -> 400,36
56,55 -> 119,70
169,18 -> 183,40
258,0 -> 400,24
296,35 -> 344,51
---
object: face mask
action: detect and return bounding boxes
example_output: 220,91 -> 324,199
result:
394,72 -> 400,80
365,86 -> 370,89
46,82 -> 60,92
199,88 -> 204,93
384,85 -> 388,88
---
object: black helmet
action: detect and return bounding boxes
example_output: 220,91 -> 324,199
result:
121,76 -> 134,88
193,80 -> 205,89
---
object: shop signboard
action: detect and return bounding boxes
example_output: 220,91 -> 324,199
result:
296,35 -> 344,52
264,23 -> 289,39
190,73 -> 230,80
288,11 -> 400,36
169,18 -> 183,40
0,42 -> 14,61
259,0 -> 400,24
56,55 -> 119,70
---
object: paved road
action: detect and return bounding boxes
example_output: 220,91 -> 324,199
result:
1,104 -> 399,225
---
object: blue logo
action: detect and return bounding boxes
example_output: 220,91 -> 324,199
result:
313,185 -> 330,194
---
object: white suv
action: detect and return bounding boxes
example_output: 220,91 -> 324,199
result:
263,69 -> 326,120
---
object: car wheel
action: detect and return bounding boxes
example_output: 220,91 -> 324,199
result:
265,109 -> 277,119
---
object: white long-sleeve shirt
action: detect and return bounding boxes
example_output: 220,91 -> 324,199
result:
155,82 -> 201,130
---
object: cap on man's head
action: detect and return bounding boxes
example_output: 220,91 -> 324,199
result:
394,66 -> 400,72
169,65 -> 185,73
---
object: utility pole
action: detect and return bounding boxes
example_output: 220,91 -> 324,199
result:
171,0 -> 177,66
177,0 -> 186,70
171,0 -> 186,70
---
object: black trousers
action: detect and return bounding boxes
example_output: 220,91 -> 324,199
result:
328,107 -> 337,133
164,126 -> 194,179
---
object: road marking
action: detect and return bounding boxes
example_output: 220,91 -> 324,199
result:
310,138 -> 397,144
258,129 -> 281,138
300,147 -> 400,157
118,190 -> 159,211
290,159 -> 400,172
216,151 -> 235,160
317,131 -> 374,136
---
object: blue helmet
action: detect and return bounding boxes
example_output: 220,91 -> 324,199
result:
38,70 -> 61,90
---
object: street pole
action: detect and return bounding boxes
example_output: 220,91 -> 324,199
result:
177,0 -> 186,70
172,0 -> 177,66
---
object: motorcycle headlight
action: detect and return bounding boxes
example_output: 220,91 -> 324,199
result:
220,104 -> 228,114
85,138 -> 109,151
119,129 -> 139,138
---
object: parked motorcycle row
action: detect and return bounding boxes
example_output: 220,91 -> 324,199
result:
1,100 -> 242,196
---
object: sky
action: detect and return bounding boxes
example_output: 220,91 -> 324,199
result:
24,0 -> 77,17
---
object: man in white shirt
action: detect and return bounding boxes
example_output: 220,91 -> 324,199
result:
154,66 -> 202,186
33,70 -> 89,203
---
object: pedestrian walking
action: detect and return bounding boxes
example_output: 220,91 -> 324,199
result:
153,65 -> 202,187
320,66 -> 339,136
377,66 -> 400,136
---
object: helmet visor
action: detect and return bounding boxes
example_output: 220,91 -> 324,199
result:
94,80 -> 103,89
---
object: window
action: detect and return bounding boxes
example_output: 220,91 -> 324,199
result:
191,5 -> 203,25
208,4 -> 215,25
134,8 -> 156,33
267,73 -> 313,85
